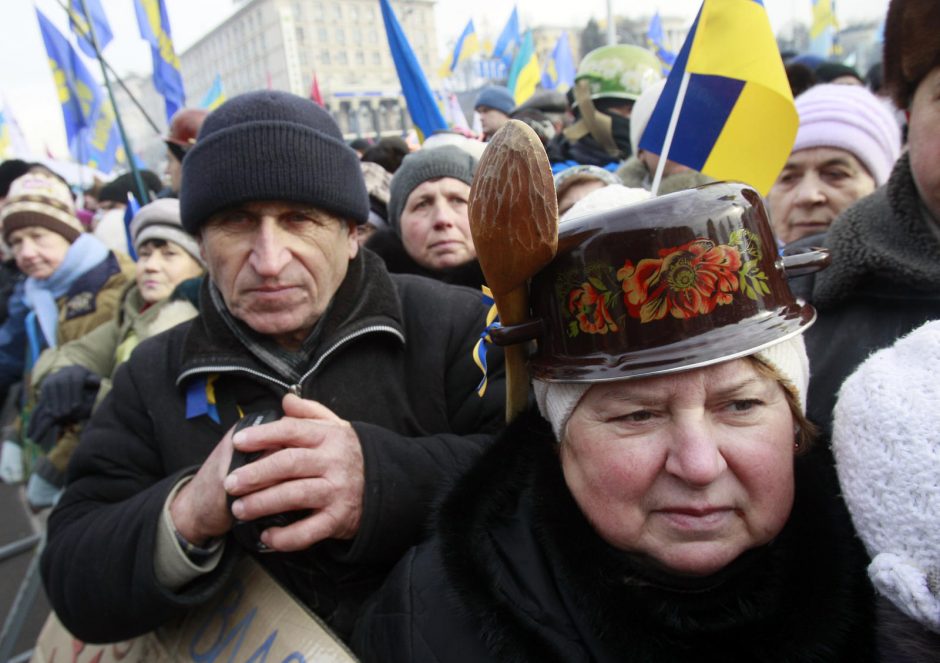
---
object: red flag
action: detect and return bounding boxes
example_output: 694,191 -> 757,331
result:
310,72 -> 325,107
266,71 -> 273,90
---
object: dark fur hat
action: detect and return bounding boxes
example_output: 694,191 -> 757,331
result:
883,0 -> 940,108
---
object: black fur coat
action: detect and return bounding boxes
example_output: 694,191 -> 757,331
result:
353,409 -> 875,663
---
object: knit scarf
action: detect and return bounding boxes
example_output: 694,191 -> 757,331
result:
23,233 -> 109,350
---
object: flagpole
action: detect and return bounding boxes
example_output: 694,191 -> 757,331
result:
76,0 -> 151,205
650,71 -> 691,196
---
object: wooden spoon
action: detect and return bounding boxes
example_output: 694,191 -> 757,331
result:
469,120 -> 559,422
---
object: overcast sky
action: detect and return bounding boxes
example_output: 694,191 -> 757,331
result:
2,0 -> 890,157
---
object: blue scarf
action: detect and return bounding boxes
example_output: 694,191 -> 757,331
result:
23,233 -> 110,350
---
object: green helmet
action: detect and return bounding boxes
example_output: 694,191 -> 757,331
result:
575,44 -> 664,103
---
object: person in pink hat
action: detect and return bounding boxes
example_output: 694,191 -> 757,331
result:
767,83 -> 901,246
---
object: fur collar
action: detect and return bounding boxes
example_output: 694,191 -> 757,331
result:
438,410 -> 874,662
813,153 -> 940,309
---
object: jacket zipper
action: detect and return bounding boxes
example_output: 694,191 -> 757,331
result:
176,324 -> 404,395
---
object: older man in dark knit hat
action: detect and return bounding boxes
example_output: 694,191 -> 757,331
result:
40,91 -> 505,643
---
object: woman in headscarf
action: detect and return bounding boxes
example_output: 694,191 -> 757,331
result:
365,145 -> 485,290
352,183 -> 875,662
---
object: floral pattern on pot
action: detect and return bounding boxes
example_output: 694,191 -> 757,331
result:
557,229 -> 771,336
568,281 -> 620,336
618,238 -> 742,322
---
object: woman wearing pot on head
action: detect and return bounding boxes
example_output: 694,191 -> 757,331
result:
28,199 -> 204,470
0,169 -> 134,506
352,183 -> 875,662
365,145 -> 486,289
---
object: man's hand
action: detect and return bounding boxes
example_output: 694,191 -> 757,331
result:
224,393 -> 365,553
169,425 -> 238,546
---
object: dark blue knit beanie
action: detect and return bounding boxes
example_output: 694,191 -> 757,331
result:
473,85 -> 515,115
180,90 -> 369,233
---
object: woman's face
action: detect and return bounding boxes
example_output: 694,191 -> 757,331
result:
561,358 -> 796,577
399,177 -> 475,271
135,240 -> 203,304
8,226 -> 71,279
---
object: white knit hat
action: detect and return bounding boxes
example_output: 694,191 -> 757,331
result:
832,320 -> 940,632
534,334 -> 809,441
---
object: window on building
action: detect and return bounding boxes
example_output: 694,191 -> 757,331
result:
333,5 -> 342,21
336,28 -> 345,43
318,27 -> 328,42
337,51 -> 348,65
349,6 -> 358,21
355,51 -> 365,66
296,26 -> 304,43
372,51 -> 381,66
321,50 -> 331,65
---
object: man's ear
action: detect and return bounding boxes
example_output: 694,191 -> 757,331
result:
346,220 -> 359,259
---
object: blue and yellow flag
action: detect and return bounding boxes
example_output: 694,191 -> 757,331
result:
638,0 -> 797,195
541,32 -> 575,91
0,112 -> 11,159
647,11 -> 677,72
200,75 -> 227,111
35,9 -> 102,149
67,0 -> 113,58
809,0 -> 839,57
133,0 -> 186,122
74,103 -> 125,174
491,6 -> 520,67
507,30 -> 539,105
379,0 -> 447,141
449,20 -> 480,72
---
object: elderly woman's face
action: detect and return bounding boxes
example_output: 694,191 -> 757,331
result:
400,177 -> 475,271
561,358 -> 796,577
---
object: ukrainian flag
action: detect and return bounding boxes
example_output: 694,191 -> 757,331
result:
379,0 -> 447,141
133,0 -> 186,122
507,30 -> 539,105
200,75 -> 226,111
639,0 -> 797,195
449,20 -> 480,72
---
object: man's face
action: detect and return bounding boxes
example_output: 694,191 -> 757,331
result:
767,146 -> 876,245
199,201 -> 358,350
166,148 -> 183,194
476,106 -> 510,138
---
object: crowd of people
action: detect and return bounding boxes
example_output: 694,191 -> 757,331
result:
0,0 -> 936,659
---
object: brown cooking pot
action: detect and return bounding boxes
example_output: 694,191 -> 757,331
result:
491,181 -> 829,382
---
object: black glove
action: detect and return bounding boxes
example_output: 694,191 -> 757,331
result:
28,366 -> 101,446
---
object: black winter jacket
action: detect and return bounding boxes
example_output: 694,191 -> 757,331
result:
353,409 -> 875,663
41,249 -> 506,643
788,153 -> 940,435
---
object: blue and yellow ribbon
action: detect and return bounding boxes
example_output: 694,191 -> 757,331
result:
472,286 -> 500,397
185,374 -> 221,423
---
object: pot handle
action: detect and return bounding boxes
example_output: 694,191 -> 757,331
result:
489,319 -> 543,346
781,247 -> 830,277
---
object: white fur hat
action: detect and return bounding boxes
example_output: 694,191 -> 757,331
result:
832,320 -> 940,632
